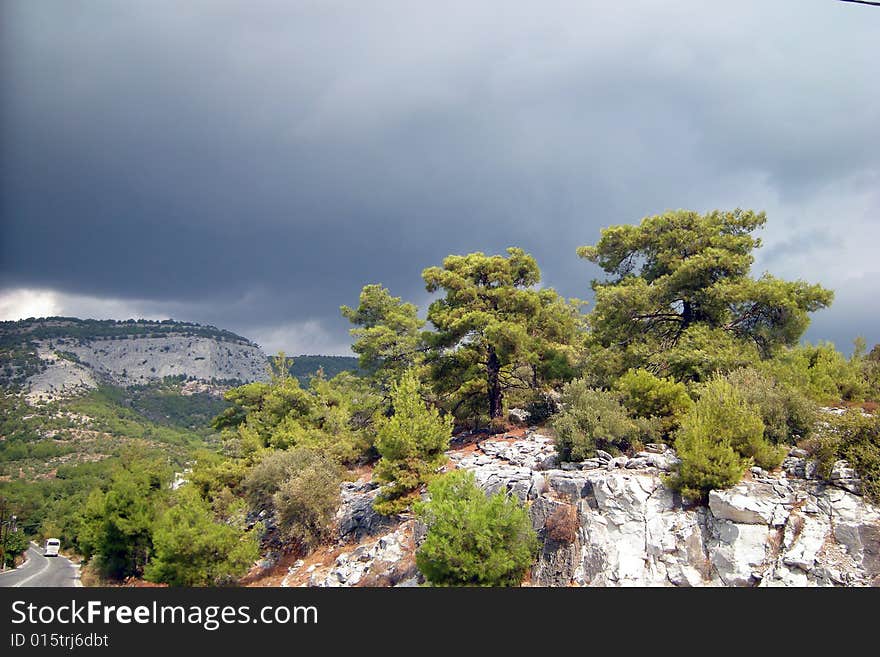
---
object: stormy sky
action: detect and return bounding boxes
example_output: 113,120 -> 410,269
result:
1,1 -> 878,355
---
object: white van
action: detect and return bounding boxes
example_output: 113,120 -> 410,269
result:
44,538 -> 60,557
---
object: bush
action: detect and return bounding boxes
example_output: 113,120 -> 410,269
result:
242,449 -> 306,511
272,452 -> 343,549
524,392 -> 560,424
242,447 -> 342,548
691,376 -> 784,470
670,376 -> 784,500
814,410 -> 880,502
215,367 -> 381,464
552,380 -> 640,461
724,367 -> 816,444
145,487 -> 260,586
671,412 -> 748,502
373,370 -> 453,515
2,529 -> 29,568
414,470 -> 538,586
765,342 -> 867,403
614,368 -> 693,440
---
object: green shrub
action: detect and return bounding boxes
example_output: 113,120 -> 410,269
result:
2,528 -> 29,568
692,376 -> 784,469
551,380 -> 640,461
764,342 -> 867,403
145,487 -> 259,586
187,451 -> 249,504
724,367 -> 817,444
670,376 -> 784,500
671,415 -> 747,502
373,370 -> 453,515
814,410 -> 880,502
242,447 -> 342,547
414,470 -> 538,586
242,449 -> 306,511
662,325 -> 760,383
614,368 -> 693,440
864,343 -> 880,399
272,451 -> 343,549
215,365 -> 381,464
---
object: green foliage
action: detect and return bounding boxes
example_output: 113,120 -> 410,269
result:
764,342 -> 868,404
272,449 -> 343,549
552,380 -> 641,461
723,367 -> 817,444
78,455 -> 172,580
670,417 -> 747,502
373,371 -> 453,515
2,528 -> 29,567
66,387 -> 203,447
814,410 -> 880,503
274,355 -> 361,386
694,376 -> 784,468
242,447 -> 343,547
423,248 -> 584,424
578,209 -> 833,382
414,470 -> 538,586
341,285 -> 427,388
614,369 -> 693,440
0,394 -> 62,444
145,487 -> 259,586
0,317 -> 255,350
242,447 -> 343,549
2,451 -> 163,545
215,362 -> 381,464
119,382 -> 230,435
661,325 -> 761,383
243,448 -> 307,510
0,438 -> 74,463
671,376 -> 784,500
863,342 -> 880,399
524,392 -> 560,425
187,450 -> 249,506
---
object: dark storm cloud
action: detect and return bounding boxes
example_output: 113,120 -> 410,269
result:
1,1 -> 878,353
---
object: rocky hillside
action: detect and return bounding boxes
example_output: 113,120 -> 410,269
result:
0,318 -> 269,399
270,427 -> 880,588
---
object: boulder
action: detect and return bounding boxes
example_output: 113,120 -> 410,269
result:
337,485 -> 397,541
708,483 -> 780,525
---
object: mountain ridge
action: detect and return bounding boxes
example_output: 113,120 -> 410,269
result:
0,317 -> 268,399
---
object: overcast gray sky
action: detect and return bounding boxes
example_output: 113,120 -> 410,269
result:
1,1 -> 878,355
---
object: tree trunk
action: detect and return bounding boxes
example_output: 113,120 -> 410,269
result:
682,300 -> 693,329
487,347 -> 503,421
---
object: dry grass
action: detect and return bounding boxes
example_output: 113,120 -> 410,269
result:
545,504 -> 579,544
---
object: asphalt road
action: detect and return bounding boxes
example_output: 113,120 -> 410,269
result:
0,543 -> 80,587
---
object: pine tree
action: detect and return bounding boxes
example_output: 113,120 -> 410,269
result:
423,248 -> 584,426
414,470 -> 538,586
578,209 -> 833,381
373,370 -> 453,515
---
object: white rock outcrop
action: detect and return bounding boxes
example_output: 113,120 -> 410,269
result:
453,434 -> 880,587
23,335 -> 268,398
303,431 -> 880,587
